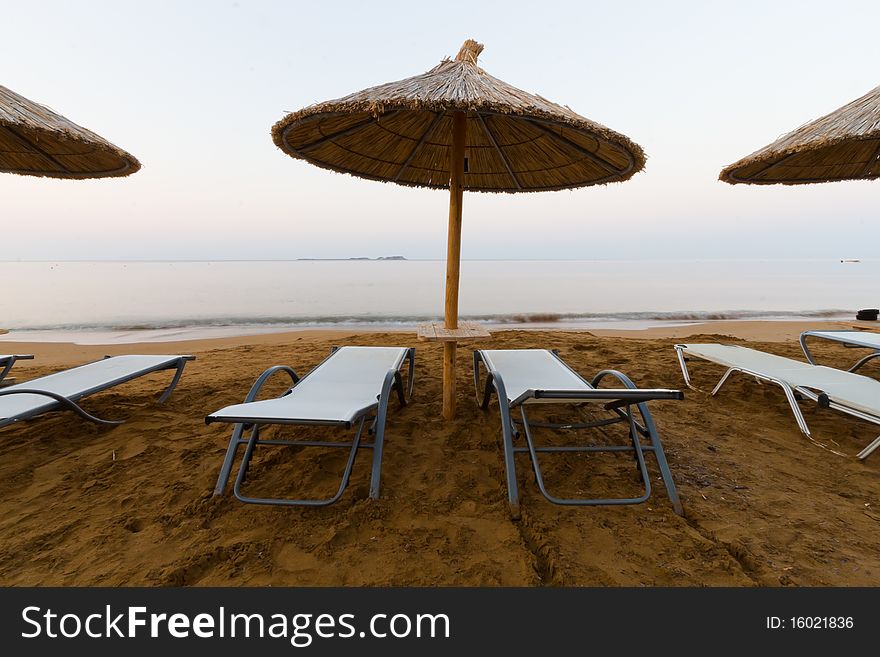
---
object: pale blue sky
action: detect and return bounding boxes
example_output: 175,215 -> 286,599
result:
2,0 -> 877,260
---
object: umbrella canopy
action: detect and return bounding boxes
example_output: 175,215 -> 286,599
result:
272,39 -> 645,418
720,83 -> 880,185
0,84 -> 139,179
272,40 -> 645,192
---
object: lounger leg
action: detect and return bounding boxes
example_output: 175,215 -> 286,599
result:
480,377 -> 494,410
477,366 -> 500,416
214,422 -> 247,495
368,369 -> 399,500
369,357 -> 410,432
801,334 -> 880,372
626,406 -> 653,498
857,435 -> 880,460
0,360 -> 15,383
368,418 -> 385,499
634,400 -> 682,515
501,411 -> 521,519
711,368 -> 738,395
848,352 -> 880,373
233,419 -> 365,507
711,368 -> 814,439
496,387 -> 521,519
404,347 -> 416,398
473,352 -> 520,518
1,354 -> 34,385
776,381 -> 812,437
158,358 -> 191,403
393,371 -> 406,407
240,425 -> 259,482
209,365 -> 300,496
473,351 -> 491,408
799,334 -> 817,365
234,429 -> 259,494
675,346 -> 700,392
593,369 -> 683,516
473,351 -> 481,402
519,406 -> 653,509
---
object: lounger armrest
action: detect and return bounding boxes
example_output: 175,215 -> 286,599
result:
601,390 -> 684,410
511,388 -> 683,407
205,365 -> 299,425
0,388 -> 125,425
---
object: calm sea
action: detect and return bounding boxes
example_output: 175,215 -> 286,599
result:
0,259 -> 875,343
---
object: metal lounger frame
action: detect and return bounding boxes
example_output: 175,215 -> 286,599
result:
674,344 -> 880,460
799,330 -> 880,373
474,350 -> 684,520
0,355 -> 194,429
0,354 -> 34,385
210,346 -> 416,507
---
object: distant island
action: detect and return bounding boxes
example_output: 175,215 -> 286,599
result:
296,256 -> 407,261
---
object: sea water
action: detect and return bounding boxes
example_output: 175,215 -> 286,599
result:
0,259 -> 875,342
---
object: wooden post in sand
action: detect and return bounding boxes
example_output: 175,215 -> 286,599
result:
442,111 -> 467,419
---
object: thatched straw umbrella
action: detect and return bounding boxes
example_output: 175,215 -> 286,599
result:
272,39 -> 645,418
0,84 -> 139,179
720,83 -> 880,184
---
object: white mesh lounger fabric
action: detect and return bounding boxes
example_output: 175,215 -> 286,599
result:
473,349 -> 684,518
207,346 -> 416,507
477,349 -> 598,406
209,347 -> 411,425
799,330 -> 880,372
0,354 -> 33,384
0,355 -> 194,429
674,343 -> 880,459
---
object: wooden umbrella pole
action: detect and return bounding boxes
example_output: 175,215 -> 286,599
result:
442,111 -> 467,419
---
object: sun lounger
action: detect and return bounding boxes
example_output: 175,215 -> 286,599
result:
674,343 -> 880,459
207,346 -> 415,506
799,330 -> 880,372
0,354 -> 194,429
473,349 -> 684,519
0,354 -> 33,385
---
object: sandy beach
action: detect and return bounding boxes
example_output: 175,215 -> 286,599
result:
0,320 -> 876,586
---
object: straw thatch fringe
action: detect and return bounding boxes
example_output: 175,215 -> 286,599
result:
0,85 -> 140,179
271,40 -> 645,193
720,83 -> 880,185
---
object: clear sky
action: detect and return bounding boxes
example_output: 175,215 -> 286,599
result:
2,0 -> 878,260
